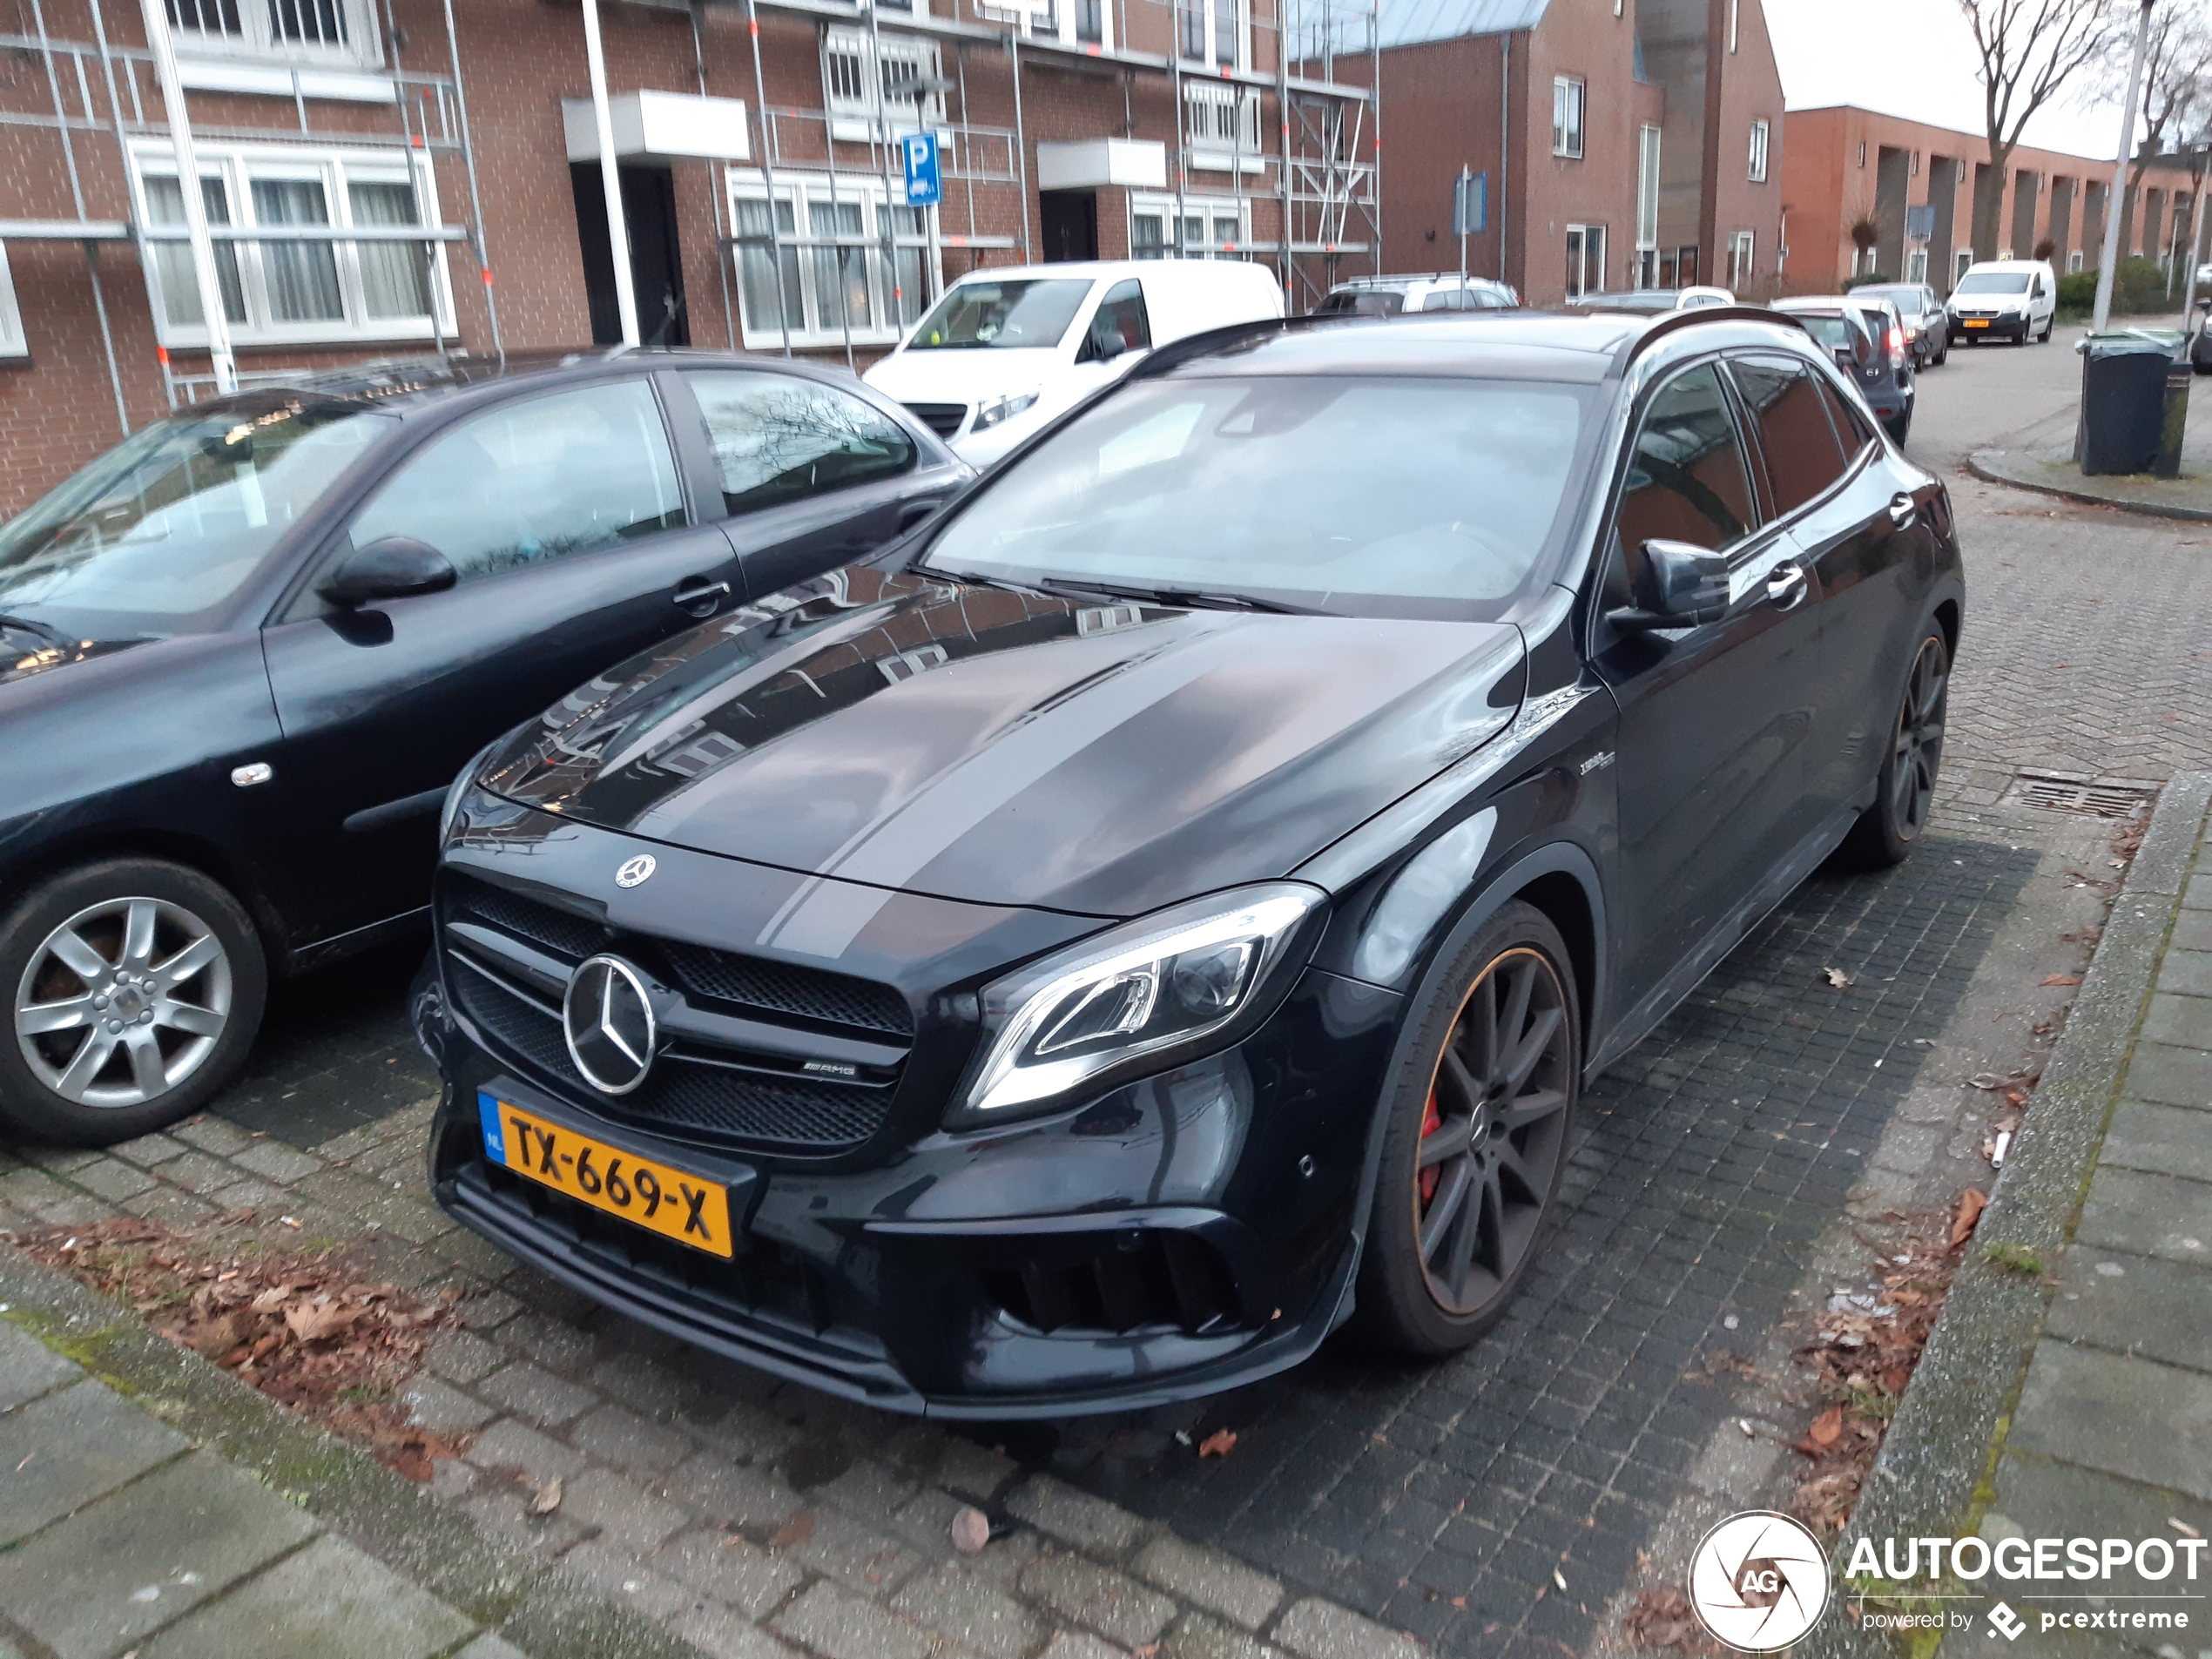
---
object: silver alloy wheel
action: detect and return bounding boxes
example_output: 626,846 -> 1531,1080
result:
1892,636 -> 1947,842
13,896 -> 233,1109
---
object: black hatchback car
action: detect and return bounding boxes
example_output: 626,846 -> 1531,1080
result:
421,307 -> 1962,1416
1772,297 -> 1915,443
0,353 -> 967,1145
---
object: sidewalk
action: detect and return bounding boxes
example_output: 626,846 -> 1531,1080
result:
1969,361 -> 2212,522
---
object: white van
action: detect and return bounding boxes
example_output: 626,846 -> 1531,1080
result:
1944,259 -> 2058,345
864,260 -> 1284,465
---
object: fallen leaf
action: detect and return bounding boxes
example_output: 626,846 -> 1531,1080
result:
1808,1406 -> 1844,1447
2041,974 -> 2081,987
1824,967 -> 1850,988
250,1287 -> 291,1314
528,1476 -> 563,1516
950,1506 -> 991,1554
284,1299 -> 361,1344
190,1313 -> 243,1360
1950,1187 -> 1989,1249
392,1447 -> 434,1481
771,1509 -> 815,1548
1197,1428 -> 1238,1458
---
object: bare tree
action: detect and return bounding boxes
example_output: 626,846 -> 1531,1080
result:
2101,0 -> 2212,260
1959,0 -> 2119,261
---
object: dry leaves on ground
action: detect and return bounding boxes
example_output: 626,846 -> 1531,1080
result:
1624,1588 -> 1725,1655
17,1216 -> 466,1482
1197,1428 -> 1238,1458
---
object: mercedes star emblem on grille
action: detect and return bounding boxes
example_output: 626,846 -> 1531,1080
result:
563,954 -> 658,1095
616,853 -> 657,888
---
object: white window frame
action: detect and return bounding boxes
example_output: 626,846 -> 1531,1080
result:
1130,193 -> 1250,260
1184,81 -> 1263,172
1726,229 -> 1754,288
823,29 -> 947,138
1748,118 -> 1769,184
1565,223 -> 1603,298
725,172 -> 939,351
0,244 -> 26,360
1635,123 -> 1661,255
164,0 -> 382,71
131,139 -> 454,350
1553,77 -> 1585,159
1905,247 -> 1928,284
1173,0 -> 1246,71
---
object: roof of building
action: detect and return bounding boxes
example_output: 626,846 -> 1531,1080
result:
1372,0 -> 1549,51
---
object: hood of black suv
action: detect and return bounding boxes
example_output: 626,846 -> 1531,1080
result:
480,566 -> 1527,918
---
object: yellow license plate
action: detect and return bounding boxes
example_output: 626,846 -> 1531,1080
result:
1963,319 -> 1988,327
477,1093 -> 734,1257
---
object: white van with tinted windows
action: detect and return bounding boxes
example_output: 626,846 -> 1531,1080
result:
864,260 -> 1284,466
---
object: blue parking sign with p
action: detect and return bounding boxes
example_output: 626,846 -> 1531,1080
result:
903,132 -> 941,207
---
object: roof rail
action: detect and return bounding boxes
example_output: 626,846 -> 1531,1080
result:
1611,304 -> 1811,374
1126,313 -> 1345,381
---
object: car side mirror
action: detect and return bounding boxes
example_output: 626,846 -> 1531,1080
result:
1611,540 -> 1730,631
1081,325 -> 1127,364
319,536 -> 458,607
1834,345 -> 1856,369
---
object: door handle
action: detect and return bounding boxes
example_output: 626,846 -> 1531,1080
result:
1888,492 -> 1918,530
671,577 -> 731,613
1767,561 -> 1809,610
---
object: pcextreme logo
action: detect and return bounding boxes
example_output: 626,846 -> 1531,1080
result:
1688,1511 -> 1832,1651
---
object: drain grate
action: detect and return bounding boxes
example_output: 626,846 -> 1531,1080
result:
2000,773 -> 2158,819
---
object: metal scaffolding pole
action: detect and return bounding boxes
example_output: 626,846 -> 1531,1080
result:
581,0 -> 641,347
138,0 -> 237,393
745,0 -> 794,355
1009,27 -> 1032,262
442,0 -> 503,359
691,0 -> 738,351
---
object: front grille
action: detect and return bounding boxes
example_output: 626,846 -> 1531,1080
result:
902,401 -> 967,441
442,872 -> 908,1155
983,1231 -> 1243,1337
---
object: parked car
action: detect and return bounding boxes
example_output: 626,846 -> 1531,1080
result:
2192,294 -> 2212,375
1313,274 -> 1519,316
1771,296 -> 1915,442
1569,287 -> 1737,313
418,306 -> 1962,1416
1853,282 -> 1949,368
0,353 -> 969,1145
1946,259 -> 2058,345
864,260 -> 1284,469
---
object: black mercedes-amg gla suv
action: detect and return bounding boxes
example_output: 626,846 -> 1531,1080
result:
419,307 -> 1963,1416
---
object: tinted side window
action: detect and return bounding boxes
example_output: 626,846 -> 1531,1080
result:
1732,358 -> 1848,518
1815,375 -> 1875,454
349,381 -> 685,585
1614,363 -> 1757,570
686,372 -> 916,515
1089,280 -> 1152,354
1420,287 -> 1467,312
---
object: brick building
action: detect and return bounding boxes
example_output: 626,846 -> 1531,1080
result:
1780,105 -> 2205,296
0,0 -> 1378,512
1325,0 -> 1783,307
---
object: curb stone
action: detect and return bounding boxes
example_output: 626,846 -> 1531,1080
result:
0,1239 -> 705,1659
1799,772 -> 2212,1656
1964,451 -> 2212,524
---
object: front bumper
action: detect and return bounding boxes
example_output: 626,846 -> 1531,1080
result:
424,819 -> 1402,1414
1952,314 -> 2027,341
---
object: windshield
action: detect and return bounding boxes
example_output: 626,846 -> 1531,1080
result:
1793,314 -> 1864,353
0,395 -> 395,631
1858,286 -> 1925,315
921,374 -> 1589,617
906,279 -> 1094,350
1955,272 -> 2032,295
1575,292 -> 1676,312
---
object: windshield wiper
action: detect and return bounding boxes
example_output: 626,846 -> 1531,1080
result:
924,565 -> 1055,600
1039,577 -> 1329,616
0,612 -> 71,650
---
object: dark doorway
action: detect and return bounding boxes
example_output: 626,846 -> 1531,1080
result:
1040,190 -> 1099,262
570,161 -> 690,347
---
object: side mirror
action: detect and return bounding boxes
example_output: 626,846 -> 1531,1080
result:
319,536 -> 458,607
1612,539 -> 1730,632
1082,325 -> 1128,364
1834,345 -> 1857,369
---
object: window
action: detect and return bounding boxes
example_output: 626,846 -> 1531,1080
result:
1184,83 -> 1262,165
1173,0 -> 1239,67
1905,247 -> 1928,284
163,0 -> 379,65
134,144 -> 448,347
1749,119 -> 1769,183
2068,249 -> 2084,273
1814,375 -> 1874,454
822,30 -> 945,132
1955,248 -> 1974,285
1079,280 -> 1151,359
1613,365 -> 1757,598
0,244 -> 24,359
1565,224 -> 1604,299
347,381 -> 685,586
1730,358 -> 1848,518
1130,195 -> 1247,260
1636,125 -> 1662,257
685,372 -> 914,515
1727,230 -> 1754,289
1553,77 -> 1585,158
728,178 -> 936,349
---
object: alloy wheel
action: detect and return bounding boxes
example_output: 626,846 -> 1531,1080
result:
1413,947 -> 1573,1315
14,897 -> 233,1109
1892,637 -> 1947,842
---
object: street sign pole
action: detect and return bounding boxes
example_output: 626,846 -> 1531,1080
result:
1458,165 -> 1469,279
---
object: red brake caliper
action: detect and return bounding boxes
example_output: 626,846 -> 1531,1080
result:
1418,1089 -> 1443,1206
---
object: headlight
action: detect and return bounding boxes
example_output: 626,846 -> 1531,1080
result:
954,883 -> 1325,1122
439,740 -> 500,844
973,389 -> 1041,432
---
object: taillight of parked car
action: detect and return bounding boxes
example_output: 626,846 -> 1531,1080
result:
1887,326 -> 1906,368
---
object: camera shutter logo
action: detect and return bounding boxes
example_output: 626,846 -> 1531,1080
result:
563,955 -> 658,1096
616,853 -> 657,889
1687,1511 -> 1831,1651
